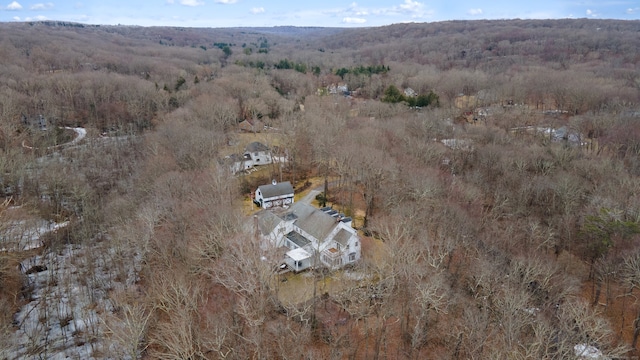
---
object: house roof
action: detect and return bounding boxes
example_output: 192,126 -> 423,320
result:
333,228 -> 353,246
258,181 -> 294,199
289,202 -> 339,243
286,231 -> 311,248
246,141 -> 269,152
239,119 -> 264,132
256,210 -> 283,236
286,247 -> 311,262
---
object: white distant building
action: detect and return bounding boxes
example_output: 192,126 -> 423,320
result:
404,87 -> 417,97
222,141 -> 287,175
245,141 -> 273,165
255,202 -> 361,272
328,83 -> 349,95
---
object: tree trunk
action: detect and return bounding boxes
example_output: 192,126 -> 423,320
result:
364,193 -> 374,230
633,308 -> 640,350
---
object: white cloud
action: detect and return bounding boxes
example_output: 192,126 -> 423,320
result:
346,2 -> 368,16
30,2 -> 54,10
626,7 -> 639,14
12,16 -> 20,20
468,8 -> 483,16
399,0 -> 422,12
586,9 -> 598,17
389,0 -> 432,19
250,7 -> 264,14
342,17 -> 366,24
166,0 -> 174,3
181,0 -> 204,6
215,0 -> 237,4
7,1 -> 23,10
25,15 -> 48,21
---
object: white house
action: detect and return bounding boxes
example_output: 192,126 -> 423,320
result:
245,142 -> 272,165
404,87 -> 417,97
220,153 -> 253,174
328,83 -> 349,95
255,202 -> 361,272
254,181 -> 295,209
224,141 -> 280,175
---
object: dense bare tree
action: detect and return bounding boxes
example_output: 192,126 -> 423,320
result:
1,18 -> 640,359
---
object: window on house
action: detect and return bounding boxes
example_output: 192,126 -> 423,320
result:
349,252 -> 356,262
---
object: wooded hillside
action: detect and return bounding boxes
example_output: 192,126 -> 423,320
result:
1,19 -> 640,359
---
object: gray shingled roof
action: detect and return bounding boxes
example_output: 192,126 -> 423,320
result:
246,141 -> 270,152
256,210 -> 283,236
258,181 -> 294,199
333,228 -> 352,246
289,202 -> 339,242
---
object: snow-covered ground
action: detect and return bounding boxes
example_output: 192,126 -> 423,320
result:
2,215 -> 141,360
574,344 -> 603,359
0,211 -> 68,252
67,127 -> 87,145
22,127 -> 87,150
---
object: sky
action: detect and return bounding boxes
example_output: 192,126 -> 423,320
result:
1,0 -> 639,28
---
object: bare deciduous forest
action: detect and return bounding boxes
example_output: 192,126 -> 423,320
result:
1,18 -> 640,359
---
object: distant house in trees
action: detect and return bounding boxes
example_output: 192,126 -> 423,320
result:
440,138 -> 474,151
327,83 -> 349,95
254,180 -> 294,209
238,119 -> 264,133
222,141 -> 285,175
245,141 -> 273,165
21,114 -> 49,131
220,153 -> 253,174
255,202 -> 361,272
404,87 -> 417,97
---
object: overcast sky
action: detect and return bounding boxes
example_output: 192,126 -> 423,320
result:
2,0 -> 639,27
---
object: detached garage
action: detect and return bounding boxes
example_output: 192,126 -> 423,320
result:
254,181 -> 295,209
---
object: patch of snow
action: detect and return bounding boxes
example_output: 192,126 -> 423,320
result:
1,220 -> 69,252
7,231 -> 143,359
342,271 -> 368,281
574,344 -> 603,359
522,307 -> 540,315
66,127 -> 87,145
